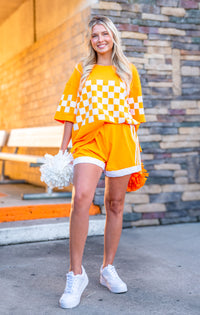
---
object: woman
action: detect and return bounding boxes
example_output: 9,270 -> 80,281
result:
54,16 -> 146,309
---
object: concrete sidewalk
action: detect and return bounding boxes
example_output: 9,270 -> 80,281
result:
1,222 -> 200,315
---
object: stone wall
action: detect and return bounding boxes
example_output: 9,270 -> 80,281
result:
92,0 -> 200,226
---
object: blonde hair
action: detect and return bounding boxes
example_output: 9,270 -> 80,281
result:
81,16 -> 132,91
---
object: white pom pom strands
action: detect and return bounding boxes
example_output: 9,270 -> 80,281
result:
40,150 -> 74,189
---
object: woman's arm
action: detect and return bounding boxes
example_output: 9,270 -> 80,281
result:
60,121 -> 73,152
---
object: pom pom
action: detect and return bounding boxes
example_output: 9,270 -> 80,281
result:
40,150 -> 74,189
127,163 -> 148,192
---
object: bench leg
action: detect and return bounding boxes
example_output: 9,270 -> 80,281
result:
22,186 -> 72,200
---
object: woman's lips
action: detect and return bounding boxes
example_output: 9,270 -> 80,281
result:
97,44 -> 106,49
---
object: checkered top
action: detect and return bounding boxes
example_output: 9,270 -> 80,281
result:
54,63 -> 145,142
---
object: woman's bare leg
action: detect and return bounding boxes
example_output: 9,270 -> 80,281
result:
70,163 -> 102,274
103,175 -> 130,268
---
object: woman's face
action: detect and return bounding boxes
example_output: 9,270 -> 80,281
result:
90,24 -> 114,57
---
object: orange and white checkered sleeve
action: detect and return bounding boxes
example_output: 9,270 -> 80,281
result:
54,63 -> 82,124
128,64 -> 146,125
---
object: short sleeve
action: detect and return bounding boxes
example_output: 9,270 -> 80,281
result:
128,64 -> 146,124
54,63 -> 82,124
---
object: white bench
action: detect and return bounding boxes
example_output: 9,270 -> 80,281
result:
0,130 -> 8,149
0,126 -> 72,200
0,130 -> 8,181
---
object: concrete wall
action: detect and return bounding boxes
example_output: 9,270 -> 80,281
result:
36,0 -> 97,40
0,0 -> 97,65
0,0 -> 34,66
0,5 -> 90,185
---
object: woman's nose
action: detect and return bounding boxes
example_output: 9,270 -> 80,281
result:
98,35 -> 103,42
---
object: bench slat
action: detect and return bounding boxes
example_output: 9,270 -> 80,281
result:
0,152 -> 45,164
7,126 -> 64,148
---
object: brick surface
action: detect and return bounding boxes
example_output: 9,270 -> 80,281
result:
144,40 -> 171,46
158,28 -> 186,36
189,209 -> 200,216
164,210 -> 189,218
123,212 -> 142,222
160,141 -> 199,149
157,0 -> 179,7
180,0 -> 199,9
174,170 -> 188,177
181,66 -> 200,76
160,216 -> 197,225
92,1 -> 121,10
161,7 -> 186,17
117,24 -> 139,32
179,127 -> 200,134
162,183 -> 200,192
123,204 -> 133,213
147,46 -> 172,55
186,108 -> 200,115
171,100 -> 197,109
167,200 -> 200,211
134,203 -> 166,213
172,49 -> 181,95
136,185 -> 162,194
121,31 -> 148,40
175,177 -> 189,184
182,191 -> 200,201
125,193 -> 149,204
139,134 -> 162,142
162,134 -> 200,142
142,212 -> 165,219
155,163 -> 181,170
142,13 -> 169,21
132,219 -> 160,226
150,192 -> 182,203
187,154 -> 200,183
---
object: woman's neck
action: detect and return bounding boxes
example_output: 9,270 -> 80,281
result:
97,54 -> 112,66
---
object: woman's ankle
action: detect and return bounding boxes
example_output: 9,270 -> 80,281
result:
69,265 -> 82,275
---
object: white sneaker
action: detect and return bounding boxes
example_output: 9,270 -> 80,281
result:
59,266 -> 89,309
100,264 -> 127,294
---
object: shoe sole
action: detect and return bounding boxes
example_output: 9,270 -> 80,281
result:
100,275 -> 127,294
59,275 -> 89,309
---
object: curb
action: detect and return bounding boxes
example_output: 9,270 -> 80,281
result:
0,215 -> 106,246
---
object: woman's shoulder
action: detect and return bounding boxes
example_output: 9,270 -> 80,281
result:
129,63 -> 139,75
75,62 -> 83,74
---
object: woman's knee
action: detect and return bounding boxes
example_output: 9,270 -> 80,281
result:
105,197 -> 124,215
72,187 -> 93,209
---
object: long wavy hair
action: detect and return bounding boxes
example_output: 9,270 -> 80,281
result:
81,16 -> 132,91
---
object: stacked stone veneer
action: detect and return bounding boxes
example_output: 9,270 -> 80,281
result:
92,0 -> 200,226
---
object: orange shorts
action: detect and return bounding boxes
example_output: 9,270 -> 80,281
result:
72,123 -> 141,177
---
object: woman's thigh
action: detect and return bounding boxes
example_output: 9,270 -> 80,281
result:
73,163 -> 103,203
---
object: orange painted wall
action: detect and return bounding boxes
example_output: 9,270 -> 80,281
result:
0,7 -> 90,186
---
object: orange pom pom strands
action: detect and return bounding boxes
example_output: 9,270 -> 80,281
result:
127,163 -> 148,192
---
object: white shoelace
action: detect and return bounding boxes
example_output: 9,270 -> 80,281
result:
65,272 -> 78,294
106,265 -> 120,279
